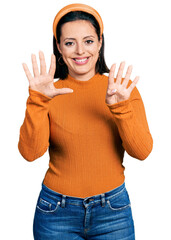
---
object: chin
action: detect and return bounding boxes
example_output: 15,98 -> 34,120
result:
75,68 -> 90,74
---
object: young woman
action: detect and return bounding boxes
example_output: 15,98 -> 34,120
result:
18,3 -> 153,239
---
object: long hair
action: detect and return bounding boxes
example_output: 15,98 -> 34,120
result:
53,11 -> 109,79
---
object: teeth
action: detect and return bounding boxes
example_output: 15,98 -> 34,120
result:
74,58 -> 88,62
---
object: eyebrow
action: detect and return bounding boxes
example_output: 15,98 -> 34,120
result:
63,35 -> 95,41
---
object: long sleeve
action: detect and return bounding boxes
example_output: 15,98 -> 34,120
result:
18,88 -> 52,161
106,84 -> 153,160
24,73 -> 153,197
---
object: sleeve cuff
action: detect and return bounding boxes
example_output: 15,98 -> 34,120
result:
106,99 -> 133,119
29,88 -> 53,101
106,99 -> 130,109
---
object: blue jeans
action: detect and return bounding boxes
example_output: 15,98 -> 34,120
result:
33,182 -> 135,239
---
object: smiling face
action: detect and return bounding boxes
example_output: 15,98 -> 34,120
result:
57,20 -> 102,80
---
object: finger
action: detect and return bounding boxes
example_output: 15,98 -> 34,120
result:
39,51 -> 47,75
55,88 -> 74,95
22,63 -> 33,84
48,54 -> 56,78
116,61 -> 125,84
128,76 -> 139,94
107,88 -> 117,97
122,65 -> 133,88
31,54 -> 39,77
108,64 -> 116,87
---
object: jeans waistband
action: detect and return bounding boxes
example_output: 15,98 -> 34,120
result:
41,182 -> 125,208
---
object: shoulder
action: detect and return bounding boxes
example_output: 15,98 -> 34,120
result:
97,73 -> 109,85
53,78 -> 65,88
100,73 -> 108,80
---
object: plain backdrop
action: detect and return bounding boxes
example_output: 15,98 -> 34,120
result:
0,0 -> 170,239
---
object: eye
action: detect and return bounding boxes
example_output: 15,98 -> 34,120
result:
85,40 -> 94,44
65,42 -> 74,46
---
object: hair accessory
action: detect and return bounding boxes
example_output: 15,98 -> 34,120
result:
53,3 -> 104,41
58,55 -> 65,65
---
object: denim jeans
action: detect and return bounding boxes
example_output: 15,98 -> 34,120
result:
33,182 -> 135,239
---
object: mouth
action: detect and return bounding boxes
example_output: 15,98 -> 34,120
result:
72,57 -> 90,65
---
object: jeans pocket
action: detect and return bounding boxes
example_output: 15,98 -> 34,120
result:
36,190 -> 61,214
106,188 -> 131,211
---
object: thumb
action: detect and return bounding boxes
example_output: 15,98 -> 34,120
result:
108,88 -> 117,96
53,87 -> 74,96
111,89 -> 117,94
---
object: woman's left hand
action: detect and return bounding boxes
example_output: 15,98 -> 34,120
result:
105,61 -> 139,105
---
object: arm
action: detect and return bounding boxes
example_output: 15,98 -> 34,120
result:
18,51 -> 73,161
18,88 -> 52,161
106,85 -> 153,160
105,62 -> 153,160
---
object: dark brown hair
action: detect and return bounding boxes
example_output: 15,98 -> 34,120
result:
53,11 -> 109,79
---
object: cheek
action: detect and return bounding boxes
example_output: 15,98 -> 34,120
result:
89,45 -> 99,57
61,47 -> 73,59
91,49 -> 99,61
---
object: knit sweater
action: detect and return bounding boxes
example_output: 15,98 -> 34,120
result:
18,73 -> 153,198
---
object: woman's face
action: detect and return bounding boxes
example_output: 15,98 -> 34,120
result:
57,20 -> 102,80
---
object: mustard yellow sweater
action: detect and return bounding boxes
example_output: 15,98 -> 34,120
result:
18,73 -> 153,198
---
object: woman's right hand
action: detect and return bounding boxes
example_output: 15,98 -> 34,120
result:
22,51 -> 74,98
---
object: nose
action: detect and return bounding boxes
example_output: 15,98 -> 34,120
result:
76,42 -> 85,55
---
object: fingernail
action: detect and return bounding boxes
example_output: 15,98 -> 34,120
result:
112,89 -> 117,93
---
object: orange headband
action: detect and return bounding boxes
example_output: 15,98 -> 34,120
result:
53,3 -> 104,41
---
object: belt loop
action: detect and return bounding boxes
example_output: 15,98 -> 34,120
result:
100,193 -> 105,207
61,195 -> 66,208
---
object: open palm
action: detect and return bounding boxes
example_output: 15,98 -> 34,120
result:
22,51 -> 73,98
105,62 -> 139,105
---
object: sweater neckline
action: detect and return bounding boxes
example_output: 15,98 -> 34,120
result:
65,73 -> 101,88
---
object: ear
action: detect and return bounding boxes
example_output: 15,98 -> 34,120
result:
56,41 -> 62,54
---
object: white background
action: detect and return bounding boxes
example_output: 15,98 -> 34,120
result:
0,0 -> 170,239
